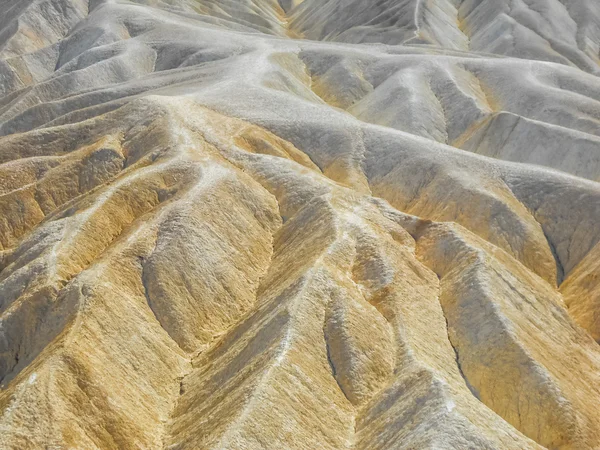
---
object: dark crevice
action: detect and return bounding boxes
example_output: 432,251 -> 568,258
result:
415,245 -> 483,402
442,311 -> 480,400
501,178 -> 565,287
138,251 -> 187,356
323,313 -> 352,405
542,227 -> 565,286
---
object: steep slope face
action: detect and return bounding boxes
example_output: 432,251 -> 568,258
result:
1,0 -> 600,449
289,0 -> 600,73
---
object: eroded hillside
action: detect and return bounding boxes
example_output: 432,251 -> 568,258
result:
1,0 -> 600,449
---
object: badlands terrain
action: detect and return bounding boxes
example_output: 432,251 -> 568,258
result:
2,0 -> 600,448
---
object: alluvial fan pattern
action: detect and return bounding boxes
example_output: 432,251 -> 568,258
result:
1,0 -> 600,448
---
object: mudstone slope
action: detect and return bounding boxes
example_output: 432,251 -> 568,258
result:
1,0 -> 600,449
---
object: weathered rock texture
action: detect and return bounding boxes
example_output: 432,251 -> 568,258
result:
1,0 -> 600,449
